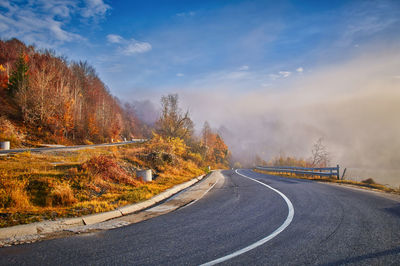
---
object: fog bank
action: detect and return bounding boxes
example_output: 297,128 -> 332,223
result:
181,47 -> 400,187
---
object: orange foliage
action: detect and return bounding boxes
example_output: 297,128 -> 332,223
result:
87,114 -> 99,139
83,155 -> 138,186
0,38 -> 148,146
0,64 -> 7,89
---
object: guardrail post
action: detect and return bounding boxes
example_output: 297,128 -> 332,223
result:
336,164 -> 340,180
341,168 -> 347,180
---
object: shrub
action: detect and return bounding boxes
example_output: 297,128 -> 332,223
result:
1,179 -> 31,209
185,152 -> 203,165
145,151 -> 175,167
362,178 -> 376,184
0,187 -> 12,208
50,182 -> 77,206
83,155 -> 138,186
27,178 -> 52,206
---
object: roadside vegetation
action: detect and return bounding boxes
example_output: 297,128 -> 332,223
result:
255,138 -> 331,168
0,38 -> 230,228
254,168 -> 400,194
254,139 -> 399,195
0,127 -> 229,228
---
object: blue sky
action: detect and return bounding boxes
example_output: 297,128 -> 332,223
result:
1,0 -> 399,101
2,1 -> 400,181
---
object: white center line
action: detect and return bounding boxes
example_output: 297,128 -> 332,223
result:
201,169 -> 295,266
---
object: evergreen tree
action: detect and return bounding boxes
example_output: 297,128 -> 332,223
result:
8,52 -> 29,96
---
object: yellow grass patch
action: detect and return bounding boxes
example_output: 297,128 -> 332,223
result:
0,140 -> 211,227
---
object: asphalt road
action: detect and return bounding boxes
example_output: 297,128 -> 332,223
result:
1,169 -> 399,265
0,140 -> 146,155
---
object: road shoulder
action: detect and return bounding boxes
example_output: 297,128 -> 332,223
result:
0,171 -> 223,247
319,181 -> 400,202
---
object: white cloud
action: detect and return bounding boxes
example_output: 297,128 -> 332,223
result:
336,2 -> 399,47
278,71 -> 291,78
176,73 -> 184,77
81,0 -> 111,18
107,34 -> 123,43
239,65 -> 249,71
0,0 -> 110,47
49,19 -> 81,41
268,71 -> 292,80
123,40 -> 152,55
296,67 -> 304,73
107,34 -> 152,55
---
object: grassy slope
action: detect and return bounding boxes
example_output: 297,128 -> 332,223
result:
0,141 -> 207,228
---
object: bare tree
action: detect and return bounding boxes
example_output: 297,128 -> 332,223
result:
201,121 -> 212,147
155,94 -> 194,140
310,138 -> 330,167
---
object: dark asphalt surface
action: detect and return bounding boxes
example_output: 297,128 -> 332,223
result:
0,140 -> 146,154
1,169 -> 399,265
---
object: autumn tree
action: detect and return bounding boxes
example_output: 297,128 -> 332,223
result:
0,38 -> 191,147
199,121 -> 230,167
0,64 -> 8,90
155,94 -> 194,141
213,134 -> 229,165
255,154 -> 267,166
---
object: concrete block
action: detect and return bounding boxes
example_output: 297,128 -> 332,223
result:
118,204 -> 142,215
0,223 -> 38,239
197,174 -> 205,181
118,200 -> 154,215
151,192 -> 170,203
61,217 -> 85,226
82,210 -> 123,225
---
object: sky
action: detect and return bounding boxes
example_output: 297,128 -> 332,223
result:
1,0 -> 400,185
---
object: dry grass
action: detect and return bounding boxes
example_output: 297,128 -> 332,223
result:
0,140 -> 210,228
254,169 -> 399,194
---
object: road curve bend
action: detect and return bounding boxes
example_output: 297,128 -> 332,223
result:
0,169 -> 399,265
201,169 -> 294,265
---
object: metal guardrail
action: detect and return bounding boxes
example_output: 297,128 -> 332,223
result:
256,165 -> 340,180
0,139 -> 148,155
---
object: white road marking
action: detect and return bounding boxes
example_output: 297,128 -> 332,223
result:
201,169 -> 295,266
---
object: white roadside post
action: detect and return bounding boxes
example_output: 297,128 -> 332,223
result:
0,141 -> 10,150
137,169 -> 152,182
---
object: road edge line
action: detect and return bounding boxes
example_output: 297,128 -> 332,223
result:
201,169 -> 295,265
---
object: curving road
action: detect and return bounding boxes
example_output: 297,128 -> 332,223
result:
0,169 -> 399,265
